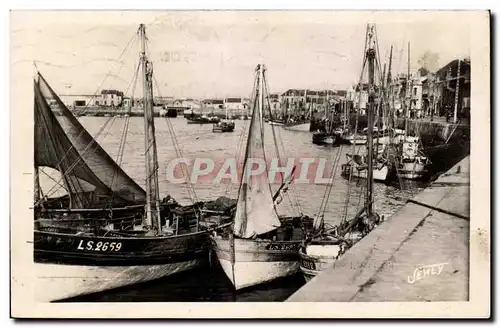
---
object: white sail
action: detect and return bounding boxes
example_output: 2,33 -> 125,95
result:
233,65 -> 281,239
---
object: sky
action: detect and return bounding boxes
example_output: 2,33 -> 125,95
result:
11,11 -> 472,99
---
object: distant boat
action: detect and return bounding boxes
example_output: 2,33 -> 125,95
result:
268,119 -> 285,126
213,120 -> 235,133
312,132 -> 336,145
284,121 -> 310,132
166,108 -> 178,118
213,108 -> 235,133
186,113 -> 220,124
341,153 -> 390,182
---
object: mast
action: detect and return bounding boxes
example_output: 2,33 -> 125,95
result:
139,23 -> 161,233
376,63 -> 386,153
404,42 -> 410,140
366,26 -> 376,217
453,59 -> 461,124
34,165 -> 41,203
260,65 -> 265,121
387,45 -> 393,129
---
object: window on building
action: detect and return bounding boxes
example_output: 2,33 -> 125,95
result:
413,87 -> 417,96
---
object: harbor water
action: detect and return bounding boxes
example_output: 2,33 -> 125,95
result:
41,116 -> 425,302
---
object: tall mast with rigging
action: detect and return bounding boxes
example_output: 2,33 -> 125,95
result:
386,45 -> 393,129
139,24 -> 162,233
404,42 -> 411,140
366,25 -> 376,217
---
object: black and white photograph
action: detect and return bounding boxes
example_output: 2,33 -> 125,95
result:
9,10 -> 490,318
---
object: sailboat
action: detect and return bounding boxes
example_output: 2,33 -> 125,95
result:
213,106 -> 235,133
390,43 -> 431,180
312,93 -> 351,146
210,64 -> 313,290
284,90 -> 312,132
341,27 -> 390,183
299,24 -> 383,281
33,24 -> 225,302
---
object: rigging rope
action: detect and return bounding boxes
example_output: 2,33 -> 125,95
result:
225,75 -> 256,197
75,33 -> 139,117
152,74 -> 200,205
108,61 -> 142,207
36,115 -> 118,204
315,144 -> 343,225
262,70 -> 303,217
34,32 -> 139,197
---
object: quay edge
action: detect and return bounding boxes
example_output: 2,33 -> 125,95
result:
287,155 -> 477,304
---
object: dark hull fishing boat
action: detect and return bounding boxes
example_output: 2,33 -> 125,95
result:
211,64 -> 313,290
212,120 -> 235,133
312,132 -> 336,145
213,109 -> 235,133
186,113 -> 221,124
33,24 -> 223,302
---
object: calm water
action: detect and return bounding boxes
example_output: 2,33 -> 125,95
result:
43,116 -> 425,302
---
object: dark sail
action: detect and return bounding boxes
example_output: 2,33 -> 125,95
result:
34,73 -> 146,208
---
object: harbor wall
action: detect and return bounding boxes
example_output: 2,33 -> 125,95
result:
287,155 -> 471,303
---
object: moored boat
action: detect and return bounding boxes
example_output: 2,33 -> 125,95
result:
211,64 -> 313,290
186,113 -> 221,124
33,24 -> 225,302
341,153 -> 390,182
213,120 -> 235,133
299,24 -> 385,282
284,121 -> 311,132
312,131 -> 336,145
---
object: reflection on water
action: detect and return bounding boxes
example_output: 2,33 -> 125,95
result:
44,117 -> 428,302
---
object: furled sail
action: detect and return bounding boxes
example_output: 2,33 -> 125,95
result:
34,73 -> 146,208
233,66 -> 281,238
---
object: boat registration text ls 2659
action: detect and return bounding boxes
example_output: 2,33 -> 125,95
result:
265,243 -> 300,251
76,240 -> 123,252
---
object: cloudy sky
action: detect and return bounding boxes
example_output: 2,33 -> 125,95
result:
11,11 -> 472,99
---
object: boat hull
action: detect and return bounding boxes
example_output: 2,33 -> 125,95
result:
312,133 -> 336,145
348,136 -> 368,145
395,161 -> 428,180
34,229 -> 211,301
268,120 -> 285,126
298,247 -> 338,282
341,163 -> 389,182
210,236 -> 301,290
284,123 -> 311,132
35,259 -> 202,302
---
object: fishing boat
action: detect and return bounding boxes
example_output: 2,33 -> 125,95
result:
210,64 -> 313,290
312,132 -> 336,146
186,113 -> 221,124
299,24 -> 384,281
33,24 -> 225,302
283,90 -> 313,132
268,119 -> 286,126
213,107 -> 235,132
213,120 -> 235,133
312,91 -> 337,146
390,43 -> 431,180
